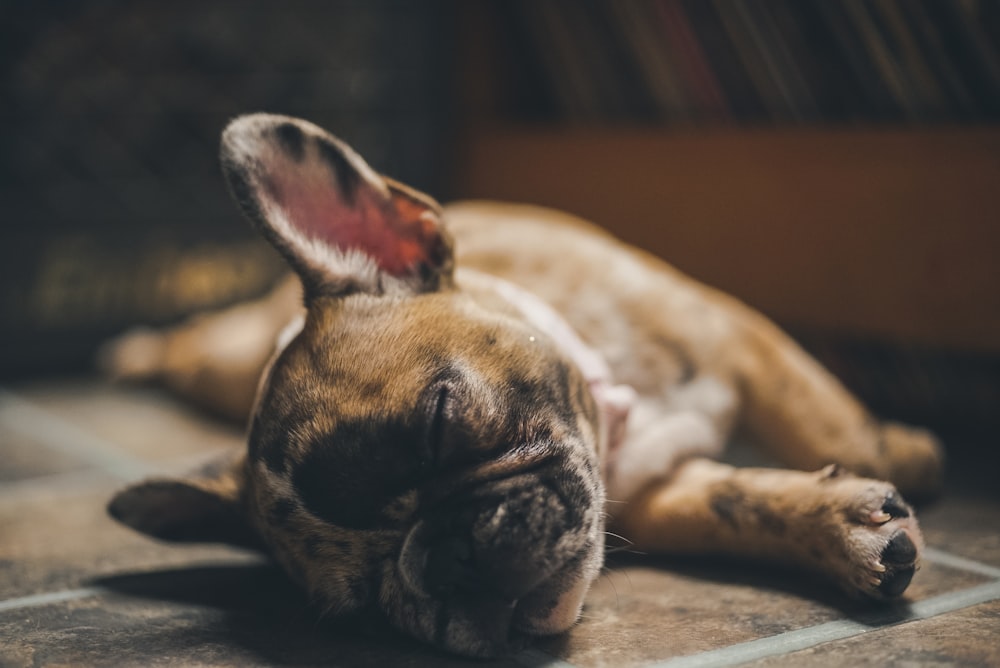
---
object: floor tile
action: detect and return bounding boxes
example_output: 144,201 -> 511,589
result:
10,380 -> 244,464
0,427 -> 90,483
920,495 -> 1000,569
0,590 -> 514,668
0,480 -> 259,600
544,556 -> 991,668
745,598 -> 1000,667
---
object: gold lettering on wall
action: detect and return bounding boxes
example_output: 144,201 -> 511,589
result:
25,237 -> 285,327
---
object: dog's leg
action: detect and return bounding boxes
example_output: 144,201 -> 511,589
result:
99,276 -> 301,421
607,376 -> 737,503
612,457 -> 923,598
731,316 -> 943,500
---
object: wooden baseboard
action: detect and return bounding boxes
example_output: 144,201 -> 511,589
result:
451,125 -> 1000,353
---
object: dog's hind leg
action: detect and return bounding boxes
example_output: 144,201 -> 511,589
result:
611,457 -> 924,599
99,276 -> 302,422
728,315 -> 943,500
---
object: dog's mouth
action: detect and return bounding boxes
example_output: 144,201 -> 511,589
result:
389,472 -> 604,657
391,537 -> 599,657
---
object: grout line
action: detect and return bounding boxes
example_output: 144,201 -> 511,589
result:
646,579 -> 1000,668
906,578 -> 1000,617
0,587 -> 104,614
512,648 -> 580,668
0,446 -> 238,503
922,547 -> 1000,580
0,468 -> 114,502
0,388 -> 157,481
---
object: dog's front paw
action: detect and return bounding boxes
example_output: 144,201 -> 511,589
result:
815,467 -> 924,599
858,489 -> 921,598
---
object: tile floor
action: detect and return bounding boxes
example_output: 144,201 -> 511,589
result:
1,380 -> 999,667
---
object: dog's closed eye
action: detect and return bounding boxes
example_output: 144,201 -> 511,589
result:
425,383 -> 483,470
425,384 -> 449,467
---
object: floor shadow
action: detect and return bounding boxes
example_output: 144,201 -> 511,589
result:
88,554 -> 927,667
89,563 -> 503,666
92,561 -> 303,613
604,551 -> 918,626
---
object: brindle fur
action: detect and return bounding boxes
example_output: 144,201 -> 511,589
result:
105,114 -> 943,657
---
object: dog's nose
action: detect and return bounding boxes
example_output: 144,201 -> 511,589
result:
424,535 -> 478,597
422,500 -> 557,603
423,533 -> 548,602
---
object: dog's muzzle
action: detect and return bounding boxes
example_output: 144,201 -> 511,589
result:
395,466 -> 603,655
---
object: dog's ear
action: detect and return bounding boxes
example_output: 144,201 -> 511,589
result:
220,113 -> 453,298
107,452 -> 261,549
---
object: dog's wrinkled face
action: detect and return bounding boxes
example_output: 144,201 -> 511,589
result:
252,288 -> 605,655
109,114 -> 605,657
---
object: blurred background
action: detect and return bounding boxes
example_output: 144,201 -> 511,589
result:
2,1 -> 998,443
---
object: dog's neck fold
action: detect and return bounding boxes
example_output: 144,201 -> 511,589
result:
485,275 -> 635,468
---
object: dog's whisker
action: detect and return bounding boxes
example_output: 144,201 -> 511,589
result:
599,568 -> 622,610
603,530 -> 634,546
619,567 -> 636,595
604,545 -> 646,556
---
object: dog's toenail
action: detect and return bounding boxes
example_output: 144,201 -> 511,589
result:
819,463 -> 845,480
881,492 -> 910,519
882,531 -> 917,565
878,565 -> 915,597
870,510 -> 892,524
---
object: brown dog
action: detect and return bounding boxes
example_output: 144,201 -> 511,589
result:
104,114 -> 943,657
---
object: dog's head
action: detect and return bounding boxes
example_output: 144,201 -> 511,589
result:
109,114 -> 606,656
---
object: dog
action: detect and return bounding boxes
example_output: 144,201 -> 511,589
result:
104,114 -> 943,657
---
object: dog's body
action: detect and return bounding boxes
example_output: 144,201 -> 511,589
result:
106,114 -> 943,657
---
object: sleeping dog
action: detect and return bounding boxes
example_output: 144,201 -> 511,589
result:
105,114 -> 943,657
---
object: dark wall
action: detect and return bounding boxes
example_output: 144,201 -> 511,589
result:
1,0 -> 453,377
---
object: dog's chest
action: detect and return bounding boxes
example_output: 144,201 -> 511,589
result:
446,204 -> 739,495
480,273 -> 637,467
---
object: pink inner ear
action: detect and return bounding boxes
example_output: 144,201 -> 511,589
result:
264,158 -> 441,278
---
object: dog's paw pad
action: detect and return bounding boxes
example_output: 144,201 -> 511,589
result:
818,478 -> 924,599
882,529 -> 918,564
875,530 -> 918,597
856,497 -> 922,599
